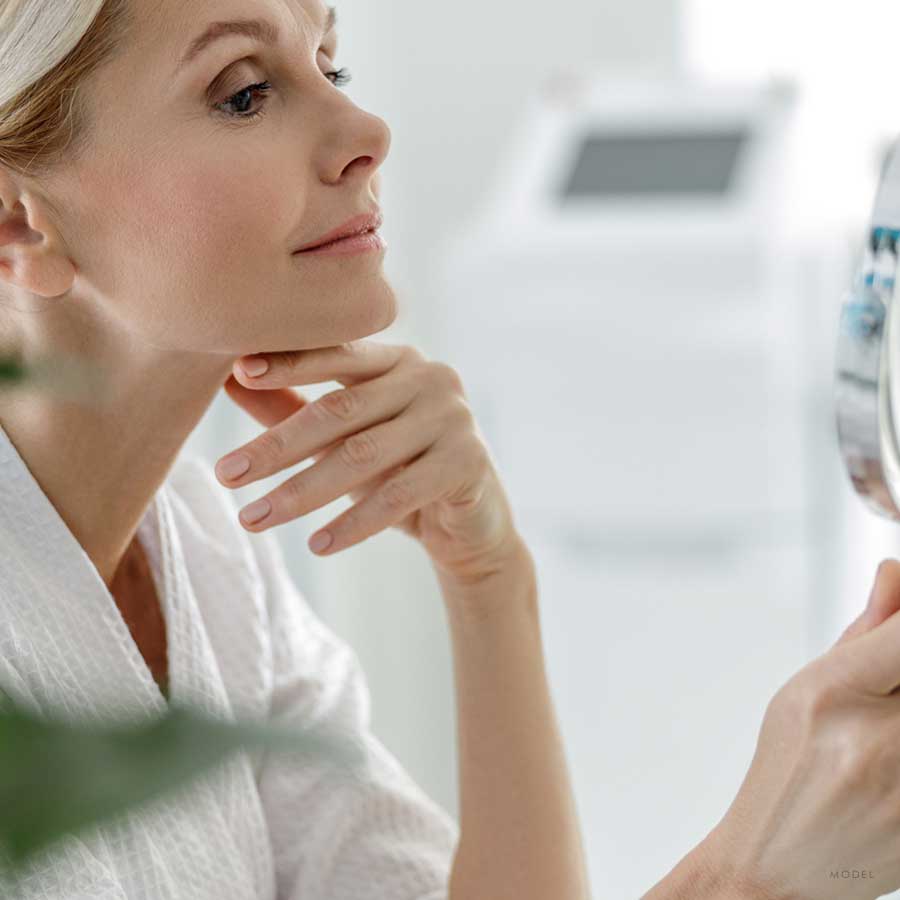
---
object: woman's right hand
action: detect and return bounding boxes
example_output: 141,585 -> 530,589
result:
704,559 -> 900,900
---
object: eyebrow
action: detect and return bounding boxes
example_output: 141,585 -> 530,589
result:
177,6 -> 337,73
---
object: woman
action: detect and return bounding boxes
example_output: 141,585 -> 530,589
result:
0,1 -> 590,898
2,2 -> 900,899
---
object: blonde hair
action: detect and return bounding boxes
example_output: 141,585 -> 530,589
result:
0,0 -> 132,179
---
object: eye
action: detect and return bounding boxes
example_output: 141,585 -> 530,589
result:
216,81 -> 273,120
214,67 -> 355,121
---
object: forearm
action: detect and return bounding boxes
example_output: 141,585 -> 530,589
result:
437,541 -> 592,900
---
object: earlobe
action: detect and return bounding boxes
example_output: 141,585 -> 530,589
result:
0,238 -> 76,300
9,251 -> 76,299
0,183 -> 76,299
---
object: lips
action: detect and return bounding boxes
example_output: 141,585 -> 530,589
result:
294,211 -> 383,253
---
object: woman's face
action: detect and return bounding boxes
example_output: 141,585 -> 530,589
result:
42,0 -> 395,356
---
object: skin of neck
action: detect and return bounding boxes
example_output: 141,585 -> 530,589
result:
0,300 -> 237,587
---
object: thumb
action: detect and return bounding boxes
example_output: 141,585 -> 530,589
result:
861,558 -> 900,627
832,559 -> 900,694
222,373 -> 309,428
835,559 -> 900,647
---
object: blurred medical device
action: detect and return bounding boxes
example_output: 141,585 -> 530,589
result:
428,75 -> 858,898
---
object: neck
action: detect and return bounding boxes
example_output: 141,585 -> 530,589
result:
0,321 -> 237,587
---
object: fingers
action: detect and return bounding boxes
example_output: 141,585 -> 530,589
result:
231,341 -> 415,392
835,558 -> 900,648
222,375 -> 336,464
863,558 -> 900,628
832,559 -> 900,695
834,611 -> 869,646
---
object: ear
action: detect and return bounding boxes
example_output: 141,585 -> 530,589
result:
0,166 -> 75,299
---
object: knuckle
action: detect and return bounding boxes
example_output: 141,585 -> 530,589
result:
803,678 -> 846,722
432,361 -> 465,392
272,350 -> 301,373
403,345 -> 427,364
380,477 -> 416,512
315,388 -> 358,423
255,427 -> 287,462
447,395 -> 475,426
454,424 -> 489,461
776,669 -> 840,722
471,436 -> 492,469
284,473 -> 309,505
451,431 -> 486,469
340,431 -> 380,470
339,341 -> 366,362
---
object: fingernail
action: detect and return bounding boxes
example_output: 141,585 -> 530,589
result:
241,357 -> 269,378
240,498 -> 271,525
309,531 -> 333,553
217,452 -> 251,482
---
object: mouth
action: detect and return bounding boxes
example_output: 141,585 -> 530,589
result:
293,211 -> 384,253
292,228 -> 386,258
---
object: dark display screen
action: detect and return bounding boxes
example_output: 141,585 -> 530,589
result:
560,132 -> 749,198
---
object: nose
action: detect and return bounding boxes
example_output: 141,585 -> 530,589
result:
326,106 -> 392,185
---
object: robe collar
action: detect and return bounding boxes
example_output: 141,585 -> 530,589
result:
0,423 -> 234,727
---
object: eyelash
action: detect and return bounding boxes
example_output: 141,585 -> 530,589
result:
216,67 -> 353,120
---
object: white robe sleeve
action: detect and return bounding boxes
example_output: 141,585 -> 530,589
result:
248,529 -> 460,900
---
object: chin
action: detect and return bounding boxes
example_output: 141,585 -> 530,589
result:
346,283 -> 400,342
377,288 -> 400,332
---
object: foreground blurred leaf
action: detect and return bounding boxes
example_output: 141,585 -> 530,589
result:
0,357 -> 24,383
0,696 -> 365,874
0,352 -> 112,406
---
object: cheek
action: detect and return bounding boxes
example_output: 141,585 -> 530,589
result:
96,153 -> 301,343
136,161 -> 293,266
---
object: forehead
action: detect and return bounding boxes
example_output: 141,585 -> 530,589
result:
139,0 -> 328,58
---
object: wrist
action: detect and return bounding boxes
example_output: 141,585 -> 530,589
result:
641,837 -> 726,900
641,832 -> 771,900
436,536 -> 538,622
689,829 -> 798,900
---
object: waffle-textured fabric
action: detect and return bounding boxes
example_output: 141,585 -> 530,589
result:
0,422 -> 459,899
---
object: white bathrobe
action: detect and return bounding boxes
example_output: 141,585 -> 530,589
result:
0,423 -> 458,899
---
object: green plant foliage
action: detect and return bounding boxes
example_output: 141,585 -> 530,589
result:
0,696 -> 366,875
0,357 -> 24,383
0,353 -> 112,404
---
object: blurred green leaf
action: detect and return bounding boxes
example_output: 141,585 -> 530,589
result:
0,357 -> 25,383
0,696 -> 366,875
0,352 -> 113,406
